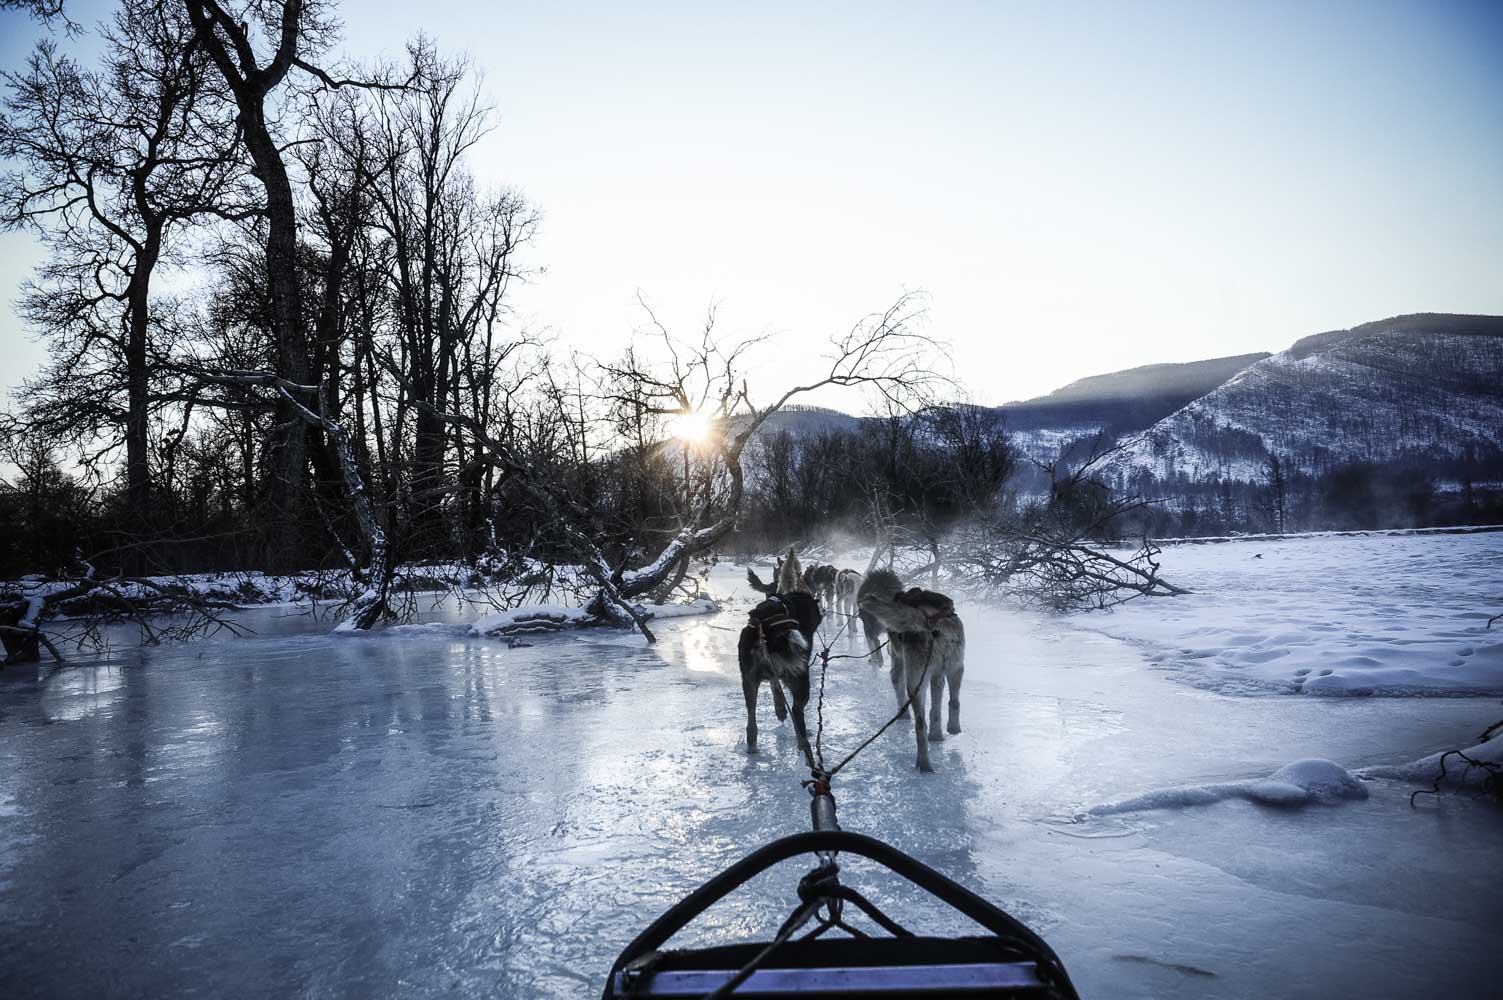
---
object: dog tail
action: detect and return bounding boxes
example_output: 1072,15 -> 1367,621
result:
783,629 -> 810,674
746,567 -> 775,595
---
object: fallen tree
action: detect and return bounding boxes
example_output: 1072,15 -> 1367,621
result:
0,564 -> 247,665
871,439 -> 1187,610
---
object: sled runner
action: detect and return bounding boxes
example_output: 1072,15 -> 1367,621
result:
603,785 -> 1079,999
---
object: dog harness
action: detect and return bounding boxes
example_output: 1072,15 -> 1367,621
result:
747,598 -> 802,648
896,607 -> 956,641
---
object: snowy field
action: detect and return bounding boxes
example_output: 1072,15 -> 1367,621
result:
1,534 -> 1500,998
1093,530 -> 1503,695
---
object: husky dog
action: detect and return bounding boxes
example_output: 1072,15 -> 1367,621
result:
738,548 -> 822,764
855,568 -> 901,667
745,555 -> 785,597
803,563 -> 838,609
858,577 -> 965,772
835,569 -> 863,626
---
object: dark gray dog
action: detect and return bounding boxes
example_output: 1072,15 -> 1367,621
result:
858,572 -> 966,772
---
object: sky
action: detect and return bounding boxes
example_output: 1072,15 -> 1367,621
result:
2,0 -> 1501,410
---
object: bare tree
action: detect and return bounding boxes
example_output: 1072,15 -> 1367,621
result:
183,0 -> 334,565
0,0 -> 77,32
564,293 -> 947,633
0,1 -> 242,552
174,366 -> 394,628
358,39 -> 536,551
0,569 -> 248,666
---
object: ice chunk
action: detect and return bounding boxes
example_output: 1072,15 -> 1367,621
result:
1090,757 -> 1368,815
1257,759 -> 1368,803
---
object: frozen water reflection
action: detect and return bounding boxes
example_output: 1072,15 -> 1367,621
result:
1,567 -> 1499,998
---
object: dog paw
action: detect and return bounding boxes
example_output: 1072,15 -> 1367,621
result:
927,728 -> 944,743
947,721 -> 961,735
916,760 -> 934,773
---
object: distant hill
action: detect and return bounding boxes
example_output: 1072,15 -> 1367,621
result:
1106,313 -> 1503,485
1000,352 -> 1270,434
996,352 -> 1270,466
749,405 -> 862,437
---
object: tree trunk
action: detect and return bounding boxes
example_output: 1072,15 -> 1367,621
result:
123,246 -> 156,570
240,102 -> 311,570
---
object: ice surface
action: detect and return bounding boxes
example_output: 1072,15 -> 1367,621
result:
1,545 -> 1500,998
1088,530 -> 1503,695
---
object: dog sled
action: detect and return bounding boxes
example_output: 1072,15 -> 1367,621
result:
603,781 -> 1080,999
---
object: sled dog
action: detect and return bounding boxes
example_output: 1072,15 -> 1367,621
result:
745,555 -> 785,597
803,563 -> 838,609
738,548 -> 822,764
835,569 -> 863,629
858,573 -> 966,772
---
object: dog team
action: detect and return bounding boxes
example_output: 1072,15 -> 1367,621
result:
739,548 -> 965,773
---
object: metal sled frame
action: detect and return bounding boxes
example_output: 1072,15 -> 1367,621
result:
603,829 -> 1079,999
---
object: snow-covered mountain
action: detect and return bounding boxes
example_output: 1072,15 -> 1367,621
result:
745,313 -> 1503,490
999,352 -> 1270,464
1104,313 -> 1503,486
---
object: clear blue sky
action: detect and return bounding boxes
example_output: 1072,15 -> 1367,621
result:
3,0 -> 1501,406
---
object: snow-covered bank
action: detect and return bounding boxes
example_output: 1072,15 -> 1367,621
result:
1155,522 -> 1503,545
3,563 -> 480,616
8,559 -> 719,645
1087,531 -> 1503,696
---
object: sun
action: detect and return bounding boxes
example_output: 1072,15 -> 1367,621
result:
667,409 -> 712,445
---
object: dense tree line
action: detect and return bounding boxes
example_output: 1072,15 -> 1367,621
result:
734,404 -> 1014,554
0,1 -> 544,582
1111,458 -> 1503,539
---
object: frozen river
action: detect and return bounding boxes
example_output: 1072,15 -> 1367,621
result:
2,541 -> 1500,998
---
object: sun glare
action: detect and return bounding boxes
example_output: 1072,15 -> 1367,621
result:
668,410 -> 712,444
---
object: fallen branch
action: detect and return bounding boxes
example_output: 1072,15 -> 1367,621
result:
1409,749 -> 1502,807
0,573 -> 248,666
